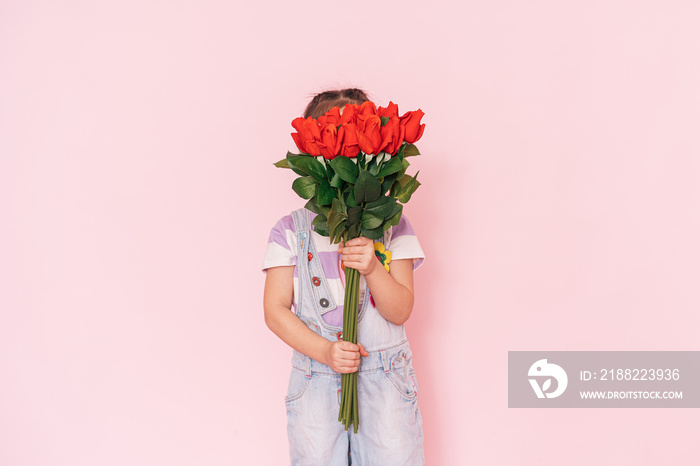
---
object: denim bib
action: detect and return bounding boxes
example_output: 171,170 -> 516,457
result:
290,208 -> 407,358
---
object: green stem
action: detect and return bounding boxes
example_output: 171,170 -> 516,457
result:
352,371 -> 359,433
339,260 -> 361,431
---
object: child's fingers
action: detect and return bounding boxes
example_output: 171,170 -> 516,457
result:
338,356 -> 361,372
337,341 -> 361,354
339,353 -> 362,372
340,246 -> 371,256
338,342 -> 365,358
329,356 -> 359,373
329,341 -> 369,373
339,254 -> 365,264
357,342 -> 369,357
344,237 -> 372,247
339,349 -> 361,361
333,361 -> 359,374
341,242 -> 373,251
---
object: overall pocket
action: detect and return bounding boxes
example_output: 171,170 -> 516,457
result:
284,368 -> 311,403
385,349 -> 418,401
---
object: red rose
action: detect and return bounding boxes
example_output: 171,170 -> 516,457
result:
338,123 -> 360,158
380,116 -> 405,155
339,104 -> 358,125
318,107 -> 341,127
377,101 -> 399,119
357,101 -> 377,117
399,109 -> 425,143
319,123 -> 340,159
291,117 -> 322,156
356,114 -> 384,154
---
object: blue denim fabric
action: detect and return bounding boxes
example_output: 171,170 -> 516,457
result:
285,209 -> 424,465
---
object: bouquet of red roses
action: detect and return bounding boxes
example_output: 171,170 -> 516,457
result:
275,100 -> 425,433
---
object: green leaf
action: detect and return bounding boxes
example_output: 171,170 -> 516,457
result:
346,206 -> 362,226
330,220 -> 346,244
403,143 -> 420,157
284,152 -> 310,176
304,197 -> 330,217
354,170 -> 381,204
329,156 -> 359,183
380,116 -> 390,126
345,187 -> 357,207
361,210 -> 383,230
312,213 -> 330,236
347,222 -> 361,240
387,203 -> 403,227
329,217 -> 347,244
361,225 -> 384,240
364,196 -> 396,219
375,156 -> 403,178
368,159 -> 380,176
328,209 -> 345,232
396,171 -> 421,203
274,158 -> 290,168
395,158 -> 410,181
287,153 -> 327,182
330,172 -> 344,188
389,181 -> 401,198
317,179 -> 335,206
380,173 -> 397,195
292,176 -> 316,199
330,196 -> 347,215
328,198 -> 348,244
389,158 -> 410,187
390,173 -> 413,197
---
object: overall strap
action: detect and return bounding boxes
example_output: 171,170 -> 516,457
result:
291,208 -> 337,319
291,209 -> 310,317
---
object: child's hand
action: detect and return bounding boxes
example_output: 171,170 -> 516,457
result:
338,237 -> 378,276
325,341 -> 370,374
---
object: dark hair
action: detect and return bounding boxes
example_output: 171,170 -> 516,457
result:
303,88 -> 370,119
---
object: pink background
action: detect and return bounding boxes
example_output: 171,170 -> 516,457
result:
2,1 -> 699,464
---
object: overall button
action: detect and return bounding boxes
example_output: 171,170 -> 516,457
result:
336,331 -> 343,340
312,277 -> 321,286
308,252 -> 313,261
319,298 -> 329,308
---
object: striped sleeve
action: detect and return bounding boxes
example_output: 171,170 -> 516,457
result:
262,214 -> 297,272
388,215 -> 425,270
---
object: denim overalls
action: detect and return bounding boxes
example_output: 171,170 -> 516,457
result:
285,208 -> 424,466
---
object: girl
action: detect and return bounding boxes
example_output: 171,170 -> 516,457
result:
262,88 -> 425,465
